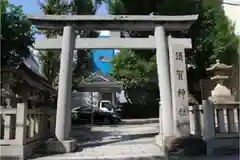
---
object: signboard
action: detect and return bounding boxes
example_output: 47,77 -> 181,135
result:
168,36 -> 190,136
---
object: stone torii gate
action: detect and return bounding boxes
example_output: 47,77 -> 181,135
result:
27,14 -> 198,153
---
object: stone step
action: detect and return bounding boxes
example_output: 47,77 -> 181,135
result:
30,154 -> 164,160
29,154 -> 240,160
120,118 -> 158,125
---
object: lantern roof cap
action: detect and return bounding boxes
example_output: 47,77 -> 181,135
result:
206,59 -> 233,71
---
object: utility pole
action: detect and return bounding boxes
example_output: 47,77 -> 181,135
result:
91,90 -> 94,125
90,52 -> 94,125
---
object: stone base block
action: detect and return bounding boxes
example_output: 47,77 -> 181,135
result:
45,138 -> 77,153
155,134 -> 164,149
155,134 -> 176,153
156,134 -> 207,157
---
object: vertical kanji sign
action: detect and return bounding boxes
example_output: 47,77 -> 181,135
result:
168,36 -> 190,136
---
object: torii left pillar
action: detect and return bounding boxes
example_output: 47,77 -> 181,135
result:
46,26 -> 77,153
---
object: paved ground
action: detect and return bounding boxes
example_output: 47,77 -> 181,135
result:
120,118 -> 159,125
30,121 -> 239,160
31,122 -> 165,159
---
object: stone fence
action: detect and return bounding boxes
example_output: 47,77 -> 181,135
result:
0,103 -> 56,158
189,100 -> 240,155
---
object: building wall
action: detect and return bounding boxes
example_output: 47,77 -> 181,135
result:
90,35 -> 115,75
72,92 -> 100,109
72,31 -> 126,109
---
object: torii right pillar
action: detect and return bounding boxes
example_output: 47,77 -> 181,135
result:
155,26 -> 191,150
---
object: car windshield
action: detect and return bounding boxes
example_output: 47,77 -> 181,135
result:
102,102 -> 114,110
72,105 -> 92,111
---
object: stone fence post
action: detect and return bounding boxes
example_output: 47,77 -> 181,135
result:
189,105 -> 204,136
15,103 -> 27,145
202,100 -> 215,155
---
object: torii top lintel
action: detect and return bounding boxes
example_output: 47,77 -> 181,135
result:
27,14 -> 198,31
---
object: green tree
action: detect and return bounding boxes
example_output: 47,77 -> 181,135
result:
110,49 -> 158,104
39,51 -> 60,88
108,0 -> 199,103
37,0 -> 70,88
108,0 -> 239,103
111,49 -> 157,89
188,0 -> 239,98
38,0 -> 103,88
1,0 -> 34,67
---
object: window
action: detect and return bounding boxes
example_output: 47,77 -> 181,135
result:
81,107 -> 92,112
72,106 -> 91,112
99,56 -> 111,62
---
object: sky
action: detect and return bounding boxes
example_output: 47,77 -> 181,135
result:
8,0 -> 108,15
9,0 -> 240,34
223,0 -> 240,35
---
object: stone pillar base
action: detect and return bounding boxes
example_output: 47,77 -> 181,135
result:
155,134 -> 176,153
45,138 -> 77,153
155,134 -> 164,149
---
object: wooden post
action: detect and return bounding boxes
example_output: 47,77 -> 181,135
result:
10,98 -> 17,139
39,107 -> 47,137
49,109 -> 56,137
0,106 -> 3,139
15,103 -> 27,145
38,114 -> 45,136
111,92 -> 116,105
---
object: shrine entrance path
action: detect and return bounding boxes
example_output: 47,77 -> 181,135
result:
30,121 -> 239,160
31,122 -> 165,159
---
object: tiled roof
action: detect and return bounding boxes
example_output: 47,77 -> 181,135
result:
83,70 -> 117,83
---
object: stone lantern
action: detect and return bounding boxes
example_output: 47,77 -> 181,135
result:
206,59 -> 234,103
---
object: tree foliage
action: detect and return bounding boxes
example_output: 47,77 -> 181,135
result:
110,49 -> 158,104
1,0 -> 34,67
110,49 -> 157,90
108,0 -> 239,103
38,0 -> 104,87
187,0 -> 239,98
190,0 -> 239,78
39,51 -> 60,88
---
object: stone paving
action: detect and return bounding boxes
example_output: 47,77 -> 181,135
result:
30,122 -> 239,160
31,123 -> 165,159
